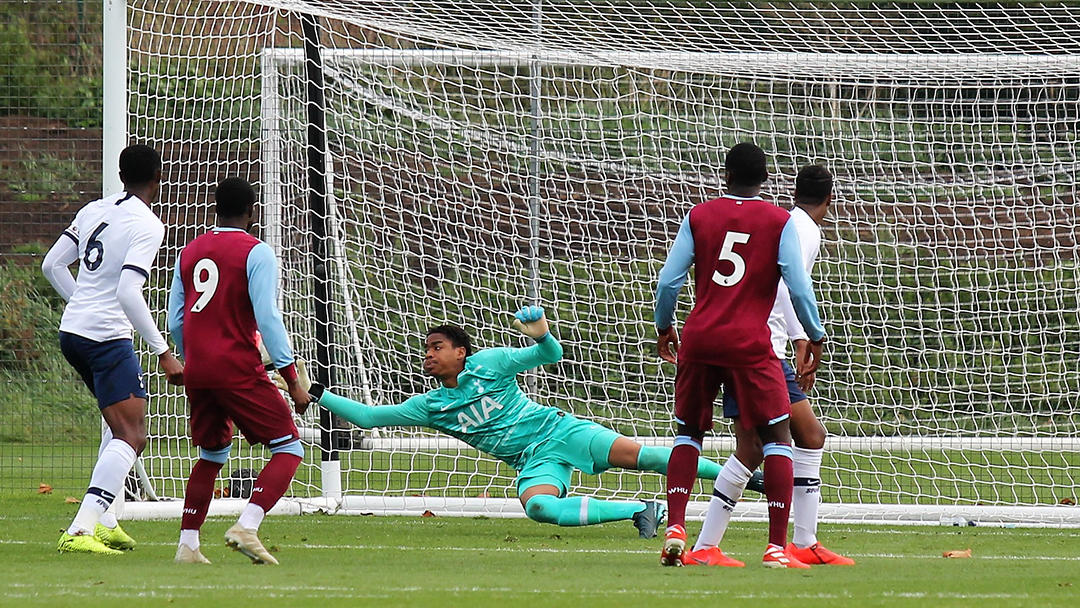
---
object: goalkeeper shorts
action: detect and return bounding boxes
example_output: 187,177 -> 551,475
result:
515,416 -> 620,496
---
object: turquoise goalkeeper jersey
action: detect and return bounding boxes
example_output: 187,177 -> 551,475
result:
319,335 -> 566,471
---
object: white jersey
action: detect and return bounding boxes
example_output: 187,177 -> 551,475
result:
58,192 -> 165,343
768,205 -> 821,359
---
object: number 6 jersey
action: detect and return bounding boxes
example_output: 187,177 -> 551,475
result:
58,192 -> 166,347
167,227 -> 295,388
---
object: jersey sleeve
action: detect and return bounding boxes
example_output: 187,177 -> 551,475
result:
654,214 -> 694,330
318,390 -> 431,428
246,242 -> 294,369
121,217 -> 165,279
41,233 -> 79,302
167,255 -> 186,355
473,336 -> 563,376
778,218 -> 825,342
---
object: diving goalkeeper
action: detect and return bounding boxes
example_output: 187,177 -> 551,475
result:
307,306 -> 723,538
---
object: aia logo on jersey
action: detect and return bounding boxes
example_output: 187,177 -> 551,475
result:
457,397 -> 503,432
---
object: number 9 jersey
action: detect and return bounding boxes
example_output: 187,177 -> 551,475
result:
58,191 -> 166,347
168,227 -> 294,389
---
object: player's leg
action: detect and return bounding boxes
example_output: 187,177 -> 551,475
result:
786,396 -> 854,565
685,420 -> 756,567
516,460 -> 653,532
661,362 -> 722,566
93,426 -> 137,551
57,334 -> 144,555
176,389 -> 229,564
606,435 -> 722,480
223,378 -> 304,565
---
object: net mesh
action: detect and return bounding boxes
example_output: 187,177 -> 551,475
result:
127,0 -> 1080,515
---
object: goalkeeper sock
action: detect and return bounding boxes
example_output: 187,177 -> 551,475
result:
181,458 -> 225,534
69,439 -> 137,536
524,495 -> 644,526
636,445 -> 721,480
791,446 -> 823,548
694,454 -> 751,551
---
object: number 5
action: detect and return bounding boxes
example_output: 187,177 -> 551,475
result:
711,231 -> 750,287
191,258 -> 219,313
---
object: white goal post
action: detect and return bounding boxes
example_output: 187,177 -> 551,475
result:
121,1 -> 1080,527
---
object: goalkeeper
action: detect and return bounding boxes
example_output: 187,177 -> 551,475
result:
306,306 -> 722,538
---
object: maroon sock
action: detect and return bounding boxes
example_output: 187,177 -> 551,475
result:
764,450 -> 794,547
181,459 -> 225,532
665,443 -> 700,529
249,453 -> 302,513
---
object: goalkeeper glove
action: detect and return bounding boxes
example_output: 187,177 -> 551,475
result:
273,359 -> 312,392
512,305 -> 550,340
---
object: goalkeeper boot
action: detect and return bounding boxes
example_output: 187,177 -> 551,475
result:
762,543 -> 810,569
175,544 -> 212,565
57,531 -> 123,556
632,500 -> 666,539
786,542 -> 855,566
659,524 -> 686,567
682,546 -> 745,567
745,470 -> 766,494
225,523 -> 279,565
94,522 -> 136,551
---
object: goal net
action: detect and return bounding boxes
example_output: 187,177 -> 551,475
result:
125,0 -> 1080,526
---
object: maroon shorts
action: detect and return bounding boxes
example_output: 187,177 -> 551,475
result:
186,375 -> 299,448
674,358 -> 791,431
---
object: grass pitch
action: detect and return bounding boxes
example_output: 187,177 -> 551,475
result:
2,493 -> 1078,608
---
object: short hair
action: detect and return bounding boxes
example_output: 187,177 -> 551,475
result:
118,145 -> 161,187
794,164 -> 833,206
215,177 -> 256,218
427,324 -> 472,357
724,142 -> 768,187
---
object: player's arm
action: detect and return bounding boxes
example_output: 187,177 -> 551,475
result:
653,214 -> 694,364
777,218 -> 826,378
247,242 -> 310,412
309,385 -> 431,429
40,224 -> 80,302
117,221 -> 184,385
493,305 -> 563,374
166,255 -> 185,356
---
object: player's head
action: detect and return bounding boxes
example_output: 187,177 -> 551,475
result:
794,164 -> 833,220
724,142 -> 769,190
423,325 -> 471,382
215,177 -> 257,227
118,144 -> 162,196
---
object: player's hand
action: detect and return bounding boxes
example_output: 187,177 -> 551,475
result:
512,305 -> 550,340
657,326 -> 679,364
793,340 -> 816,392
158,351 -> 184,386
288,382 -> 312,416
796,338 -> 824,387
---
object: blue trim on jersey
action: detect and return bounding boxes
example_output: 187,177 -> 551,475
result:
121,264 -> 150,279
61,230 -> 78,245
247,241 -> 295,369
167,256 -> 186,355
654,214 -> 694,330
778,218 -> 825,341
114,192 -> 135,205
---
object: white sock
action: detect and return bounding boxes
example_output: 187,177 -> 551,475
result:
69,439 -> 137,535
694,455 -> 751,551
99,510 -> 118,529
792,446 -> 823,548
237,503 -> 266,531
179,529 -> 200,551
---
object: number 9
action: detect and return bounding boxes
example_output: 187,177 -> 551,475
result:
191,258 -> 219,313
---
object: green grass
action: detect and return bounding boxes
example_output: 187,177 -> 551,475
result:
2,492 -> 1079,607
